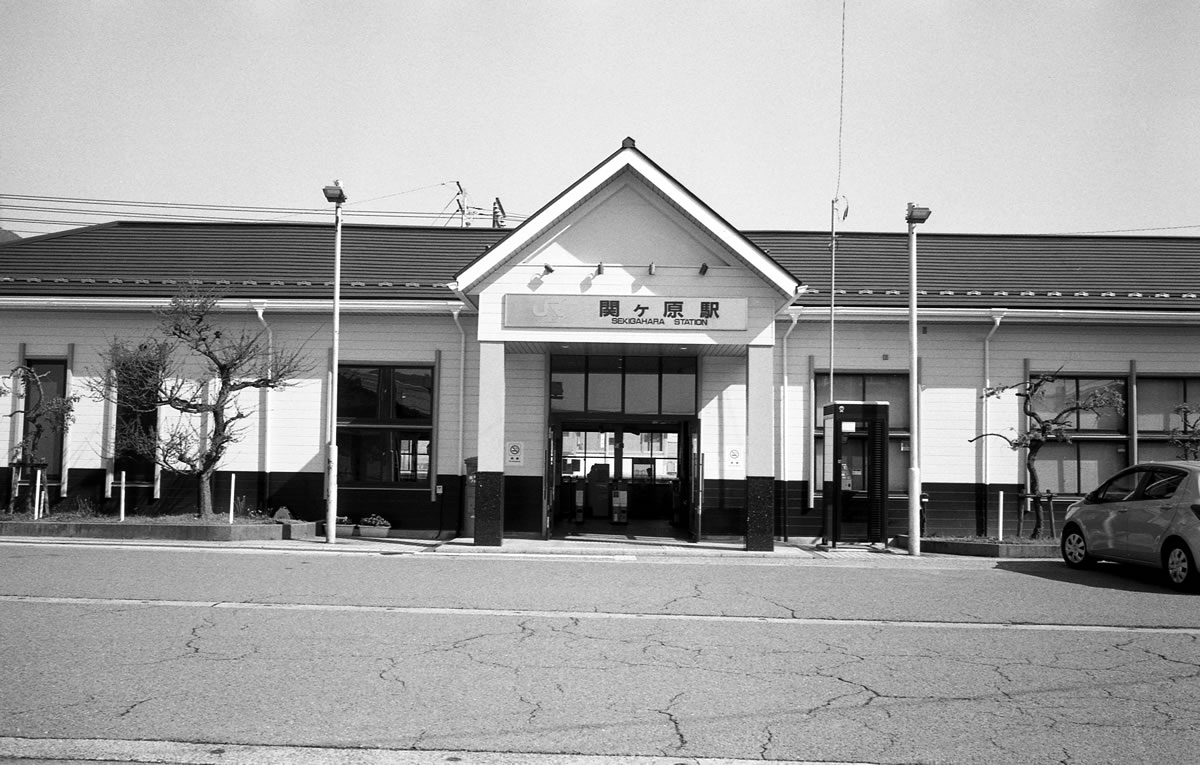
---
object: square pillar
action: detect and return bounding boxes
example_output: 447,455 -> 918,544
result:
746,344 -> 775,551
474,341 -> 506,545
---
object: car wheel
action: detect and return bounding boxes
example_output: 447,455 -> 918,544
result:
1061,526 -> 1094,569
1163,542 -> 1198,592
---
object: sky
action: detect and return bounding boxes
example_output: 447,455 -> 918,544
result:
2,0 -> 1198,239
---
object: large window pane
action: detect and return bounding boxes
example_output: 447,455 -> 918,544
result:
864,374 -> 908,429
624,357 -> 659,415
550,356 -> 586,412
392,368 -> 433,421
1033,377 -> 1073,425
24,360 -> 68,480
339,367 -> 381,419
661,357 -> 697,415
1039,439 -> 1126,495
113,359 -> 157,484
1078,379 -> 1125,431
587,356 -> 622,412
814,373 -> 907,430
338,429 -> 390,482
1140,440 -> 1188,462
338,430 -> 430,483
1033,376 -> 1125,432
1137,378 -> 1184,431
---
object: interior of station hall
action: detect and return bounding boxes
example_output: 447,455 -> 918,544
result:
2,137 -> 1199,550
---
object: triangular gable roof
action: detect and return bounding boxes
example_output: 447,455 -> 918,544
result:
453,138 -> 800,299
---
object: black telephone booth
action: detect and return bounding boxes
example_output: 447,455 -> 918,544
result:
822,401 -> 890,546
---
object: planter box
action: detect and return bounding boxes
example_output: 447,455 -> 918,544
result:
895,535 -> 1059,558
0,520 -> 316,542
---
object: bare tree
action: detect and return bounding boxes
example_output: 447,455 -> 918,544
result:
1169,404 -> 1200,460
92,288 -> 310,516
971,372 -> 1124,539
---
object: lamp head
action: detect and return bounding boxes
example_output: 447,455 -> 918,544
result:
323,181 -> 347,205
905,203 -> 931,225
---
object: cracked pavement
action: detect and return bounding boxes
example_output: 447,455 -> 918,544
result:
1,543 -> 1198,764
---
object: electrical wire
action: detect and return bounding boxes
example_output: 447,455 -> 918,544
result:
0,191 -> 526,236
833,0 -> 847,200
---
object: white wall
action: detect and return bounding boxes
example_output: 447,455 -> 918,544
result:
503,353 -> 545,477
699,356 -> 746,481
782,315 -> 1200,488
1,307 -> 480,481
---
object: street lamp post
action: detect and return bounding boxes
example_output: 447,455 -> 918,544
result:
323,181 -> 346,543
906,202 -> 931,557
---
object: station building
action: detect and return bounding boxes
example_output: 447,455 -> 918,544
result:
3,139 -> 1199,550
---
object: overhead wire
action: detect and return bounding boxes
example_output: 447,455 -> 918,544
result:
0,190 -> 527,235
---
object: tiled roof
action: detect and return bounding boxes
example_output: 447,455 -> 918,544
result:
747,231 -> 1200,310
2,221 -> 1198,310
0,222 -> 506,300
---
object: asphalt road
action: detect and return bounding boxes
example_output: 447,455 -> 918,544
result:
1,541 -> 1197,765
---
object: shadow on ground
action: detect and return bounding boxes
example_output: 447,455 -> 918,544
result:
996,558 -> 1191,594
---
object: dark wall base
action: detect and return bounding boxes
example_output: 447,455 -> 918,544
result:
504,476 -> 543,535
474,471 -> 504,546
745,476 -> 774,551
701,479 -> 746,536
777,480 -> 1058,540
4,467 -> 464,534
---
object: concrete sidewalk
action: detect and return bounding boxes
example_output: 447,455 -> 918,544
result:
0,530 -> 924,560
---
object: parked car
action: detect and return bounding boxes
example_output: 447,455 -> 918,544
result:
1061,461 -> 1200,591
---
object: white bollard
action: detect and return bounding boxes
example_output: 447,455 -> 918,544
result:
119,470 -> 126,522
33,469 -> 43,520
228,473 -> 236,525
997,490 -> 1005,540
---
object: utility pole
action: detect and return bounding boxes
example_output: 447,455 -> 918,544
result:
492,197 -> 506,228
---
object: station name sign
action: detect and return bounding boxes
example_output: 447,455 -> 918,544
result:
505,295 -> 748,330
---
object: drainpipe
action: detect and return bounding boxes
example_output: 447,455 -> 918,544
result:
252,302 -> 272,504
452,307 -> 466,480
982,310 -> 1005,522
780,312 -> 800,542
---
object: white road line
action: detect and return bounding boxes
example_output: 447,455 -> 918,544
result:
0,736 -> 871,765
2,594 -> 1197,635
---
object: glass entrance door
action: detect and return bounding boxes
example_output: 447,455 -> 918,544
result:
553,421 -> 692,536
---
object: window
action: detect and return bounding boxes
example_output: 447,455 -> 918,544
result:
337,365 -> 434,485
19,360 -> 68,480
814,373 -> 909,429
550,356 -> 696,415
1034,376 -> 1126,432
813,373 -> 910,494
1136,376 -> 1200,461
1032,375 -> 1127,495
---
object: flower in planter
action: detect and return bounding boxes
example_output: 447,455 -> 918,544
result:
357,514 -> 390,528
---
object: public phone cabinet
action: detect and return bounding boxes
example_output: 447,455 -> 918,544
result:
822,401 -> 890,546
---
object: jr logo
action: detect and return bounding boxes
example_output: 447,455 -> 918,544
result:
530,298 -> 567,320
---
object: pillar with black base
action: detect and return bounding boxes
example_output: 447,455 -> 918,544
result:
745,344 -> 775,551
474,341 -> 506,546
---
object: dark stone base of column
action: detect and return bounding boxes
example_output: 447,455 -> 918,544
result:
474,471 -> 504,546
745,475 -> 775,552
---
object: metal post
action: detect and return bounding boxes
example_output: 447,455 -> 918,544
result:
326,190 -> 343,543
906,203 -> 930,556
228,472 -> 236,525
119,470 -> 126,522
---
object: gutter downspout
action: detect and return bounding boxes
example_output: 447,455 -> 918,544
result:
452,307 -> 467,525
780,312 -> 800,542
983,310 -> 1005,527
252,302 -> 273,506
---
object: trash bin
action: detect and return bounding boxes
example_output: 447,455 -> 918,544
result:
462,457 -> 477,538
